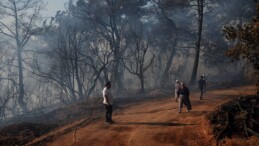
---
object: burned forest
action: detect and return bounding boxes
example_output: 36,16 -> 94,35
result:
0,0 -> 258,146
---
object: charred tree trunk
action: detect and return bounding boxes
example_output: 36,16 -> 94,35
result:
159,9 -> 179,88
112,53 -> 124,92
190,0 -> 204,85
139,73 -> 145,93
161,38 -> 178,88
17,46 -> 28,112
111,12 -> 124,92
75,58 -> 84,100
15,6 -> 28,112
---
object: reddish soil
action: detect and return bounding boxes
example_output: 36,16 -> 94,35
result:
23,85 -> 258,146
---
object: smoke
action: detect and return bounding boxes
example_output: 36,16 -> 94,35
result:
0,0 -> 256,121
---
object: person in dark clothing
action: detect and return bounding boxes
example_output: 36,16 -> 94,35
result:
102,81 -> 114,124
198,76 -> 205,100
177,82 -> 192,113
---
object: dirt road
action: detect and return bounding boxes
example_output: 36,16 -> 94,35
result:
29,85 -> 257,146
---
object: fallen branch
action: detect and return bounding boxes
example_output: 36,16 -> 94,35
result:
251,118 -> 259,125
236,101 -> 250,137
247,127 -> 259,137
216,112 -> 229,140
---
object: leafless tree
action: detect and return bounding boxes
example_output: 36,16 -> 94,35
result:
0,41 -> 19,118
28,12 -> 87,103
69,0 -> 129,92
123,22 -> 154,93
29,12 -> 114,103
0,0 -> 46,112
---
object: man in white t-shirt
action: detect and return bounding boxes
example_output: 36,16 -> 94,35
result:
102,81 -> 114,124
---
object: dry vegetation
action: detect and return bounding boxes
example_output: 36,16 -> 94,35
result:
208,95 -> 259,145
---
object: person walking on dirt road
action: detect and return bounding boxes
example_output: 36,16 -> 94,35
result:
177,82 -> 192,113
174,80 -> 180,102
102,81 -> 114,124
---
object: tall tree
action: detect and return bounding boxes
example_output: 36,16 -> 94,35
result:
190,0 -> 205,84
151,0 -> 188,88
69,0 -> 129,92
199,1 -> 255,80
0,0 -> 45,112
31,11 -> 115,102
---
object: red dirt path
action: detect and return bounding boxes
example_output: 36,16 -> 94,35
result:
27,85 -> 258,146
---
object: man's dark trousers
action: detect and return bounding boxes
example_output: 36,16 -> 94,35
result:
104,104 -> 113,122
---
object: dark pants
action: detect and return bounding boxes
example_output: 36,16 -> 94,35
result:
179,95 -> 192,112
200,88 -> 204,99
104,104 -> 113,122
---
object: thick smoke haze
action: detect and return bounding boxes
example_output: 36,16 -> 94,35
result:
0,0 -> 256,121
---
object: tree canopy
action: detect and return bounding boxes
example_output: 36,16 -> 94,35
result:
223,2 -> 259,94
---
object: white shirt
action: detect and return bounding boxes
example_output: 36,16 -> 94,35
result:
102,87 -> 113,105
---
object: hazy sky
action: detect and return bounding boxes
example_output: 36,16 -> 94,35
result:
42,0 -> 67,17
